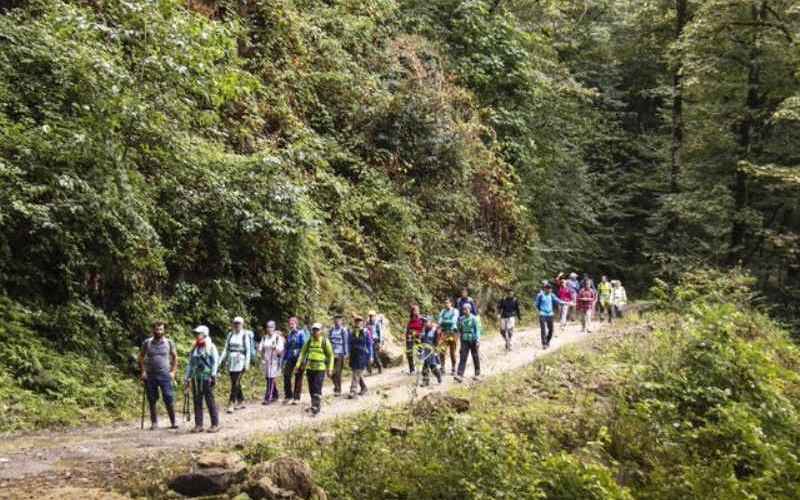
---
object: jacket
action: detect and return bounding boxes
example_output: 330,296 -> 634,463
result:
258,333 -> 284,379
282,329 -> 306,368
329,326 -> 350,358
497,297 -> 522,319
348,328 -> 372,370
459,314 -> 481,342
535,291 -> 565,317
438,307 -> 459,332
185,342 -> 219,382
295,336 -> 334,372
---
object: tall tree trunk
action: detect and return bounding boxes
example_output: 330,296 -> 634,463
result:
670,0 -> 689,193
729,1 -> 767,264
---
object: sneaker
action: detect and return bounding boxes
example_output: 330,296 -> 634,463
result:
472,375 -> 481,382
236,404 -> 246,410
333,392 -> 341,398
191,426 -> 203,433
207,425 -> 221,433
290,399 -> 299,406
262,400 -> 269,406
347,393 -> 357,400
359,390 -> 368,397
454,375 -> 463,383
226,406 -> 234,414
168,423 -> 179,430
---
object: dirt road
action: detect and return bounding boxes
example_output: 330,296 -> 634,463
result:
0,320 -> 605,495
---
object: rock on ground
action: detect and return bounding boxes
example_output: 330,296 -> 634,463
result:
246,457 -> 327,500
168,451 -> 247,497
412,392 -> 470,417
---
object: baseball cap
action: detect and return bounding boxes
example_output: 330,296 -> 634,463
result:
311,322 -> 323,331
233,316 -> 244,324
193,325 -> 210,336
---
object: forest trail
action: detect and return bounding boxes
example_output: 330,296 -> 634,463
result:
0,319 -> 610,494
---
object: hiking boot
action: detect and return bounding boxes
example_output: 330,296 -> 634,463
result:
454,375 -> 463,383
168,423 -> 179,430
347,393 -> 357,400
236,404 -> 246,410
226,406 -> 234,414
191,426 -> 203,433
262,400 -> 269,405
359,389 -> 368,397
207,425 -> 221,433
333,391 -> 341,398
290,399 -> 299,406
472,375 -> 481,381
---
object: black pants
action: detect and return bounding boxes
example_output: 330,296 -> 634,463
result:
307,370 -> 325,414
332,357 -> 345,394
283,364 -> 303,400
228,370 -> 245,404
406,336 -> 416,373
368,347 -> 383,374
457,340 -> 480,377
539,316 -> 554,347
192,379 -> 219,427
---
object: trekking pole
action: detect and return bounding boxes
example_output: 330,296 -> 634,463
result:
140,380 -> 146,430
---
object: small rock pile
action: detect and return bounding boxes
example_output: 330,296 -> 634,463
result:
168,452 -> 327,499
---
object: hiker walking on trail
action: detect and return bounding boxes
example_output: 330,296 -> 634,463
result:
536,283 -> 566,349
138,321 -> 178,430
557,280 -> 576,330
295,323 -> 333,416
282,317 -> 306,405
576,281 -> 597,333
497,289 -> 522,351
366,310 -> 383,375
329,314 -> 350,396
612,280 -> 628,318
455,304 -> 481,382
220,316 -> 252,414
406,304 -> 425,375
348,315 -> 372,398
420,317 -> 442,386
257,321 -> 284,405
457,288 -> 478,317
598,276 -> 614,323
184,325 -> 220,433
437,298 -> 460,374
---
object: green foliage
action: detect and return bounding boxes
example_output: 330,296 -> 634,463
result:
231,274 -> 800,499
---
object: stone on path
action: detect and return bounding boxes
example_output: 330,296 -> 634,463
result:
246,457 -> 327,500
168,451 -> 247,497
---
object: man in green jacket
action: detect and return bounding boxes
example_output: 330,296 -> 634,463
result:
455,304 -> 481,383
295,323 -> 334,416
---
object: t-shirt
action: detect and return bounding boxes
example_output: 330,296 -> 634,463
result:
142,337 -> 175,377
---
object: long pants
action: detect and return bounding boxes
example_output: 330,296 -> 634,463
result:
146,374 -> 175,424
368,347 -> 383,374
439,333 -> 458,372
349,369 -> 367,395
192,379 -> 219,427
421,349 -> 442,385
228,370 -> 245,405
306,370 -> 325,414
560,304 -> 571,326
613,305 -> 625,319
283,364 -> 303,401
457,340 -> 480,377
600,301 -> 613,322
500,317 -> 515,350
332,357 -> 346,394
263,376 -> 279,402
406,336 -> 416,373
579,309 -> 593,332
539,316 -> 554,347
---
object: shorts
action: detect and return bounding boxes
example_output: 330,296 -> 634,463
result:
500,317 -> 516,331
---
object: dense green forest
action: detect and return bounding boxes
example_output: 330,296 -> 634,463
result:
0,0 -> 799,429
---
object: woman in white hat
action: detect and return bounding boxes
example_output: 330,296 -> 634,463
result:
184,326 -> 221,433
257,321 -> 284,404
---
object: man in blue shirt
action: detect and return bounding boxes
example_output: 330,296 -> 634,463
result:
457,288 -> 478,316
282,316 -> 306,405
328,314 -> 350,396
535,283 -> 567,349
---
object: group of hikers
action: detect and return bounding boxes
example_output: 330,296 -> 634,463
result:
138,277 -> 627,433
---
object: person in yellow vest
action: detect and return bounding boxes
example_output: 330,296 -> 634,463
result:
598,276 -> 614,323
295,323 -> 333,416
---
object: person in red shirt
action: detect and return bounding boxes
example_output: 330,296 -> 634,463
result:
405,304 -> 424,374
576,281 -> 597,333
